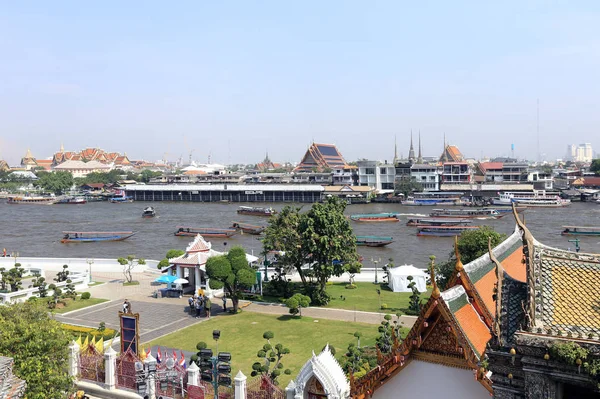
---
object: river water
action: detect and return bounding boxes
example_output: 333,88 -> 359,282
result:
1,201 -> 599,268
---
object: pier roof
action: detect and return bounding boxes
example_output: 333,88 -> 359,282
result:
123,184 -> 325,192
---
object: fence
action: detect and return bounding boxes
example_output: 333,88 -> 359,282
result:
78,344 -> 105,383
116,348 -> 139,391
155,362 -> 188,398
246,376 -> 285,399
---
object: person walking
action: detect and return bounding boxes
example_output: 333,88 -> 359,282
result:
204,296 -> 211,319
188,296 -> 195,317
221,294 -> 227,312
194,297 -> 202,319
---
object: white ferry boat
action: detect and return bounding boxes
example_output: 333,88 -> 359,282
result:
492,191 -> 570,207
7,195 -> 57,205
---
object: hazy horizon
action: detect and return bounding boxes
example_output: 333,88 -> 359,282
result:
1,1 -> 599,166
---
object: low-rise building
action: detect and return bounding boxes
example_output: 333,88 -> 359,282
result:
52,160 -> 111,178
358,160 -> 396,193
441,162 -> 471,185
410,164 -> 440,191
331,166 -> 358,186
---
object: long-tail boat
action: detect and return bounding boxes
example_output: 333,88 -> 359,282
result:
561,226 -> 600,236
237,206 -> 276,216
61,231 -> 136,243
356,236 -> 394,247
416,225 -> 479,237
350,213 -> 399,222
174,227 -> 238,238
406,218 -> 472,227
428,208 -> 503,219
142,206 -> 156,218
231,222 -> 265,235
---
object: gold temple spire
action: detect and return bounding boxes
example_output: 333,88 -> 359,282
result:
454,236 -> 463,272
429,256 -> 440,299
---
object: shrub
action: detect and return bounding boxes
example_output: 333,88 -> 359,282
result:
549,341 -> 589,366
345,284 -> 357,289
381,303 -> 388,310
80,292 -> 91,300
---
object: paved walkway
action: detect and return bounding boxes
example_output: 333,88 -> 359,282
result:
242,301 -> 417,328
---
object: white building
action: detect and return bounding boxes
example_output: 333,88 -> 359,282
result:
567,143 -> 594,162
409,164 -> 440,191
357,160 -> 395,193
53,160 -> 112,178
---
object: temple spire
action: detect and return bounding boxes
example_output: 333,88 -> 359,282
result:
408,130 -> 415,162
60,142 -> 64,153
454,236 -> 463,272
429,256 -> 440,299
417,130 -> 422,163
393,135 -> 398,164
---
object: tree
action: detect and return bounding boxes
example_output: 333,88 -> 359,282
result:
283,293 -> 311,317
354,331 -> 362,348
394,179 -> 423,197
4,263 -> 24,292
64,279 -> 77,299
590,159 -> 600,176
0,301 -> 74,398
157,249 -> 185,269
346,261 -> 362,285
34,171 -> 74,194
406,276 -> 422,315
205,246 -> 256,313
376,313 -> 404,354
140,169 -> 162,183
32,273 -> 48,298
435,226 -> 506,290
118,255 -> 146,283
299,197 -> 359,304
54,264 -> 70,283
250,331 -> 291,385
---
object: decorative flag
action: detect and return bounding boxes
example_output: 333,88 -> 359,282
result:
172,350 -> 177,363
179,351 -> 187,368
95,337 -> 104,353
82,335 -> 89,349
146,347 -> 151,358
156,347 -> 162,364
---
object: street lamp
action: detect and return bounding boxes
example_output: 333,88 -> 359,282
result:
372,257 -> 381,284
86,258 -> 94,283
11,251 -> 19,266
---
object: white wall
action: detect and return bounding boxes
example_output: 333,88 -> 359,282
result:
0,256 -> 159,274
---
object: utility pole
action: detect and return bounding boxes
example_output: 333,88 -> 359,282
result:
199,330 -> 232,399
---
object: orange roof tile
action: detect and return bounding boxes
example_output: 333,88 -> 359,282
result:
473,269 -> 497,317
501,246 -> 526,282
454,303 -> 492,357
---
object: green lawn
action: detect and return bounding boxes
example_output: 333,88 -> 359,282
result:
146,312 -> 387,387
52,297 -> 108,314
324,282 -> 432,313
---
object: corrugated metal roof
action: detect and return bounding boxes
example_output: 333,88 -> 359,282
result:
124,184 -> 324,192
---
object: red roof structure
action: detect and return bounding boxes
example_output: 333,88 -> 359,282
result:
295,143 -> 347,172
440,145 -> 464,163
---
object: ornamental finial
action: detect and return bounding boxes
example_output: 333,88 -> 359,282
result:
454,236 -> 463,271
429,256 -> 440,299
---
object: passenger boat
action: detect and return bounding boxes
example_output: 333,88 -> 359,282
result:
481,206 -> 526,214
142,206 -> 156,218
231,222 -> 265,235
355,236 -> 394,247
174,227 -> 238,238
110,196 -> 134,203
237,206 -> 276,216
429,208 -> 503,219
57,197 -> 87,204
561,226 -> 600,236
7,195 -> 57,205
402,192 -> 465,206
350,213 -> 399,222
417,226 -> 479,237
492,191 -> 569,207
406,218 -> 472,227
61,231 -> 136,243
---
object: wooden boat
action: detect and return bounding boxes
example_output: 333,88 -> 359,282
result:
142,206 -> 156,218
57,197 -> 87,204
231,222 -> 265,235
356,236 -> 394,247
417,225 -> 479,237
406,218 -> 472,227
7,195 -> 57,205
481,206 -> 526,214
110,196 -> 134,203
561,226 -> 600,236
350,213 -> 399,222
174,227 -> 238,238
61,231 -> 136,243
402,192 -> 465,206
237,206 -> 276,216
429,208 -> 503,219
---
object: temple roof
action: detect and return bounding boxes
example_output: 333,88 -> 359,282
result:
529,239 -> 600,336
442,285 -> 491,358
440,145 -> 464,163
294,143 -> 347,172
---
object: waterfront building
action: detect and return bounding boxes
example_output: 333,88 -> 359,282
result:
53,160 -> 112,178
441,161 -> 472,185
323,185 -> 373,202
478,162 -> 504,183
20,149 -> 38,170
410,163 -> 440,191
357,160 -> 396,193
332,166 -> 358,186
292,172 -> 333,185
295,142 -> 347,172
527,170 -> 554,190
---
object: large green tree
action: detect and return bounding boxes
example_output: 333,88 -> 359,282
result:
394,179 -> 424,197
0,301 -> 74,398
34,171 -> 74,194
590,159 -> 600,176
157,249 -> 185,269
435,226 -> 506,289
300,197 -> 359,304
205,246 -> 256,313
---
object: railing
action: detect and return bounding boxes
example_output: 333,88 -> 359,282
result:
0,269 -> 89,304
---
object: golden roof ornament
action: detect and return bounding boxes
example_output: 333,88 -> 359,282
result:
454,236 -> 463,271
429,256 -> 440,299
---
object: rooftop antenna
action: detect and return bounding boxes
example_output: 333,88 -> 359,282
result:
537,98 -> 540,163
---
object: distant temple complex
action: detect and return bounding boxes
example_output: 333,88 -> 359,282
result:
52,144 -> 131,167
295,142 -> 348,172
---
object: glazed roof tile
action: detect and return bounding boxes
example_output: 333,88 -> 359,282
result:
531,240 -> 600,335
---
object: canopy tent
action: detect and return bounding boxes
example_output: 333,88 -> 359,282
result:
387,265 -> 428,293
155,275 -> 177,284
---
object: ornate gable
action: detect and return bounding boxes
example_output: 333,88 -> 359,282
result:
294,345 -> 350,399
295,143 -> 347,172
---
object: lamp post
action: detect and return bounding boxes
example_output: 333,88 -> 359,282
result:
86,258 -> 94,283
372,257 -> 381,284
11,251 -> 19,266
568,239 -> 581,253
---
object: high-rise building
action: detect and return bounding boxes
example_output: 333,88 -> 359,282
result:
566,143 -> 593,162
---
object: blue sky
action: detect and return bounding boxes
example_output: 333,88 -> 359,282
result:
1,1 -> 599,165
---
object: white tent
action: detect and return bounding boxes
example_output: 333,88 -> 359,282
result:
387,265 -> 428,293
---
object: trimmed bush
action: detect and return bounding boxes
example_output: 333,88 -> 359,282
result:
381,303 -> 389,310
80,292 -> 91,300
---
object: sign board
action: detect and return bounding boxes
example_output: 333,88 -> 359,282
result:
119,312 -> 140,355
